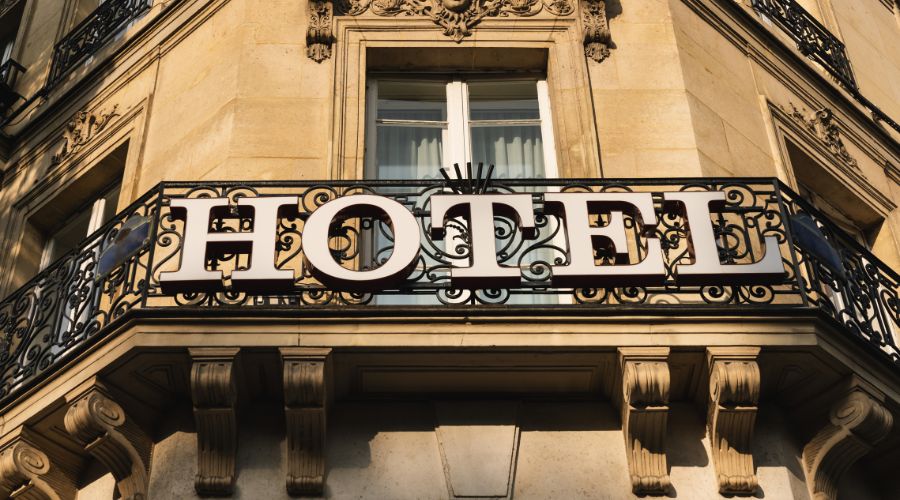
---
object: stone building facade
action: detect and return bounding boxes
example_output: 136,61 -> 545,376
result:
0,0 -> 898,498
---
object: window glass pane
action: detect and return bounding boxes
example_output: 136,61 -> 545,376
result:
470,125 -> 545,179
468,80 -> 540,121
374,126 -> 443,180
45,209 -> 92,265
377,81 -> 447,121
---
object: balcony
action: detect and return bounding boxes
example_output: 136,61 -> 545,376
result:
0,177 -> 897,406
46,0 -> 152,89
750,0 -> 856,90
0,58 -> 25,115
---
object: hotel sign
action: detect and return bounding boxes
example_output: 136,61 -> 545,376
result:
158,190 -> 785,293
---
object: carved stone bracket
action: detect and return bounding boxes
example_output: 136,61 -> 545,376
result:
280,347 -> 331,496
307,0 -> 335,63
802,380 -> 893,500
785,104 -> 860,170
52,104 -> 120,164
619,347 -> 671,496
307,0 -> 575,61
190,347 -> 240,497
0,428 -> 76,500
580,0 -> 611,62
64,383 -> 151,500
707,347 -> 761,495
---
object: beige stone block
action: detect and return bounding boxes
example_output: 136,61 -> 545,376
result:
514,402 -> 634,499
722,122 -> 777,178
229,98 -> 329,159
238,43 -> 306,99
687,95 -> 734,172
614,41 -> 685,90
594,90 -> 697,150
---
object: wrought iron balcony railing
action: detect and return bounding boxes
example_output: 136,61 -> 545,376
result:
750,0 -> 857,90
46,0 -> 152,89
0,178 -> 897,405
0,58 -> 25,115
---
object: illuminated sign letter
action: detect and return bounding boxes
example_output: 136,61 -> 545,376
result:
544,192 -> 666,287
159,196 -> 300,292
303,195 -> 420,291
430,194 -> 536,288
663,191 -> 784,284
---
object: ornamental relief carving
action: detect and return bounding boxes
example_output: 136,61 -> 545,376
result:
307,0 -> 583,62
581,0 -> 611,62
52,104 -> 120,165
784,103 -> 860,171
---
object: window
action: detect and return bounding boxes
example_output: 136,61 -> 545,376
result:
0,0 -> 25,65
365,77 -> 558,180
364,77 -> 560,304
39,180 -> 120,269
9,142 -> 127,294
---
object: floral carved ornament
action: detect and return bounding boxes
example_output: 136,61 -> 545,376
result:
305,0 -> 610,63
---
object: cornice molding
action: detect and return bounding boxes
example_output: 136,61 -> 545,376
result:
307,0 -> 577,62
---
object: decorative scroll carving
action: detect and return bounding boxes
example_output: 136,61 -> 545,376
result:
52,104 -> 120,164
190,348 -> 240,496
0,429 -> 75,500
785,104 -> 859,170
281,348 -> 331,496
802,382 -> 893,500
581,0 -> 610,62
307,0 -> 334,63
64,384 -> 151,500
707,347 -> 761,495
619,347 -> 671,495
306,0 -> 574,60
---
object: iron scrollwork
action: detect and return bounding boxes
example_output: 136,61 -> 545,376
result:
750,0 -> 857,90
0,177 -> 898,410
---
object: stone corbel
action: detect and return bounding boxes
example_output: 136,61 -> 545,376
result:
280,347 -> 331,496
707,347 -> 761,495
581,0 -> 611,62
64,383 -> 151,500
619,347 -> 671,495
0,428 -> 76,500
802,379 -> 893,500
190,347 -> 241,496
307,0 -> 334,63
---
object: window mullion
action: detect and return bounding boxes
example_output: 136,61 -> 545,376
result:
536,79 -> 559,179
446,80 -> 468,176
